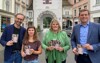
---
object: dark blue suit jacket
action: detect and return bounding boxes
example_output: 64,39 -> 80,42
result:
71,22 -> 100,63
0,24 -> 26,61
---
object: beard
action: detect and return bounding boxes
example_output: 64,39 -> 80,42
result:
15,21 -> 22,27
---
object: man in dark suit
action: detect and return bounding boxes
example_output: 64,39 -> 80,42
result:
71,9 -> 100,63
0,13 -> 26,63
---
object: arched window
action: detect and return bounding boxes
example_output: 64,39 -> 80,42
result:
6,0 -> 10,11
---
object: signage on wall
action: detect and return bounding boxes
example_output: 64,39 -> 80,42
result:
43,0 -> 52,4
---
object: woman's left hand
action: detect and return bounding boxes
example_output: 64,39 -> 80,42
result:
56,47 -> 64,52
30,49 -> 35,54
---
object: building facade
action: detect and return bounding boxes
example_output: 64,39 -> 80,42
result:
0,0 -> 15,35
27,0 -> 73,31
33,0 -> 62,30
27,0 -> 34,27
89,0 -> 100,23
72,0 -> 89,25
62,0 -> 73,29
15,0 -> 29,28
0,0 -> 29,35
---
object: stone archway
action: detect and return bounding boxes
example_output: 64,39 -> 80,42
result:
66,20 -> 72,28
37,10 -> 57,30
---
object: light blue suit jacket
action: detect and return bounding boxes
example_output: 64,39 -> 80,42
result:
71,22 -> 100,63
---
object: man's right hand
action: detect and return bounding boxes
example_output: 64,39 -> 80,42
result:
6,40 -> 14,46
72,48 -> 79,55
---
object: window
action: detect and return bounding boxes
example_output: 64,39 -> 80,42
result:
15,4 -> 20,14
66,20 -> 72,27
1,16 -> 10,32
74,10 -> 76,16
79,0 -> 81,2
43,0 -> 52,4
22,7 -> 25,15
26,0 -> 29,5
96,0 -> 100,4
74,0 -> 76,4
65,11 -> 69,15
6,0 -> 10,11
84,6 -> 87,9
29,12 -> 32,18
79,8 -> 81,12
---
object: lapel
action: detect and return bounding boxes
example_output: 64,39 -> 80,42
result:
87,22 -> 92,42
76,25 -> 80,44
10,25 -> 14,36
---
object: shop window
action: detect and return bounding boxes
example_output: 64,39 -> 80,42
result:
1,16 -> 10,32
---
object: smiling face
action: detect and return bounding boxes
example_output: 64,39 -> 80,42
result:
15,14 -> 25,26
23,26 -> 37,44
51,21 -> 59,31
79,10 -> 90,25
28,28 -> 35,37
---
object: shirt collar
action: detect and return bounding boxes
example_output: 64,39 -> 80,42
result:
80,21 -> 89,27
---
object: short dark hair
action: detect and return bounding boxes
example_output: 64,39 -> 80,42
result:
79,9 -> 90,16
15,13 -> 25,19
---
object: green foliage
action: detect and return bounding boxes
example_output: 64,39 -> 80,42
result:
37,25 -> 41,32
43,17 -> 52,28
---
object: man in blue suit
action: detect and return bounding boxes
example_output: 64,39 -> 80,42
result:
71,9 -> 100,63
0,13 -> 26,63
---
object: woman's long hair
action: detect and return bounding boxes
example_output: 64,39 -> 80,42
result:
23,26 -> 38,45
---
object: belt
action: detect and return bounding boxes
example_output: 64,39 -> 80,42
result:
83,54 -> 89,56
79,54 -> 89,56
12,50 -> 20,54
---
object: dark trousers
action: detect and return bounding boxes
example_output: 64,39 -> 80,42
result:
4,51 -> 22,63
76,54 -> 92,63
46,59 -> 66,63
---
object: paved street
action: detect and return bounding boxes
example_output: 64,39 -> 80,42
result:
0,44 -> 4,63
0,31 -> 75,63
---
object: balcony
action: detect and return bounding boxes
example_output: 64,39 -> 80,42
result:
62,15 -> 72,19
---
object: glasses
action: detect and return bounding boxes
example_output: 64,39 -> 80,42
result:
16,18 -> 24,21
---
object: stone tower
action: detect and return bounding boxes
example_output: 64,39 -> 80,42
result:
33,0 -> 62,30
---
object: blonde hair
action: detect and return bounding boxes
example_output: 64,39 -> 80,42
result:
49,19 -> 61,32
